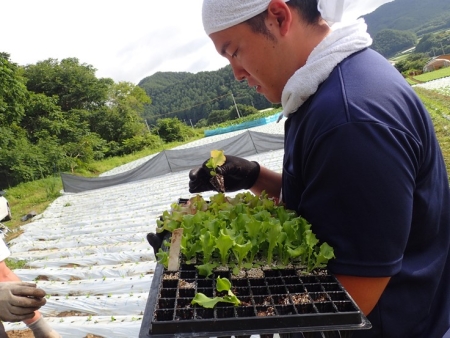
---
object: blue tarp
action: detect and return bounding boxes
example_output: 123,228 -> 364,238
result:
204,113 -> 282,137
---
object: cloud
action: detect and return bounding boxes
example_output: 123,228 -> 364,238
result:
1,0 -> 228,84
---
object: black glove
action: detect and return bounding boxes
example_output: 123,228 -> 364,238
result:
147,230 -> 170,254
189,155 -> 260,193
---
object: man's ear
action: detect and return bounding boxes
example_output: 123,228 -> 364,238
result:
267,0 -> 292,36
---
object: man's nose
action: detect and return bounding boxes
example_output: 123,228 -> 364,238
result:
230,60 -> 247,82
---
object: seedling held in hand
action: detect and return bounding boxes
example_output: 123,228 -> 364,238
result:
205,150 -> 226,192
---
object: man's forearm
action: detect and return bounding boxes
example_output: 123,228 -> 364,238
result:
250,166 -> 282,201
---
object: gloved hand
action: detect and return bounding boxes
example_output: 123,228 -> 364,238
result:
189,155 -> 260,193
27,316 -> 61,338
147,230 -> 170,254
0,282 -> 46,322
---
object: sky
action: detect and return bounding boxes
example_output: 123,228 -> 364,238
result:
1,0 -> 229,84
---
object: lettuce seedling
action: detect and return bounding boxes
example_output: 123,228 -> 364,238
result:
205,150 -> 226,192
191,276 -> 240,308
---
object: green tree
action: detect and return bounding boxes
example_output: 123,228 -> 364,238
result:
208,109 -> 230,125
229,104 -> 259,120
89,82 -> 151,154
23,58 -> 113,112
394,53 -> 430,75
415,30 -> 450,56
0,54 -> 28,126
372,29 -> 417,57
156,118 -> 195,143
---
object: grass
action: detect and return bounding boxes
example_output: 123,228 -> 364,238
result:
2,98 -> 450,242
414,87 -> 450,177
411,67 -> 450,82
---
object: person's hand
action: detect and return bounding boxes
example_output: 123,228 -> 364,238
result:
27,317 -> 61,338
0,282 -> 46,322
189,155 -> 260,193
147,230 -> 170,254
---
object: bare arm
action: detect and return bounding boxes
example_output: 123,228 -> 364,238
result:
250,165 -> 282,201
335,274 -> 390,315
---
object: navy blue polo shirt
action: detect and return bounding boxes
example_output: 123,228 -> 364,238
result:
282,48 -> 450,337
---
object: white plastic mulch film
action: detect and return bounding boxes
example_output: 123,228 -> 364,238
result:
4,122 -> 285,338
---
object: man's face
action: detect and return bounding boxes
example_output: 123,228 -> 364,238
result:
209,22 -> 296,104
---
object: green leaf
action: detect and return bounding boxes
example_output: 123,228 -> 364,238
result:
191,293 -> 223,308
205,150 -> 226,171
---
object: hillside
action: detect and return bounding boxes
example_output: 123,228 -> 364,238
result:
138,66 -> 271,125
364,0 -> 450,36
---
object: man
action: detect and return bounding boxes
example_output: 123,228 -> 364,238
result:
187,0 -> 450,337
0,238 -> 61,338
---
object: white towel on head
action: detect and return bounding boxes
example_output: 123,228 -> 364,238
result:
281,19 -> 372,117
318,0 -> 394,26
202,0 -> 289,35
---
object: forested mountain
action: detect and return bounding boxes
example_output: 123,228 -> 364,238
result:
364,0 -> 450,37
138,66 -> 271,125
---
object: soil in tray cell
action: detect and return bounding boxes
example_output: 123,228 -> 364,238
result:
176,297 -> 193,309
238,296 -> 253,307
253,295 -> 273,306
310,292 -> 330,303
272,294 -> 291,306
290,293 -> 311,305
256,305 -> 276,317
178,278 -> 196,289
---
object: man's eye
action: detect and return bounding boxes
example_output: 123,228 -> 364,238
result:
232,50 -> 238,58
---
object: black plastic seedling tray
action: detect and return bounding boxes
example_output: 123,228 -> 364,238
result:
139,260 -> 371,338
